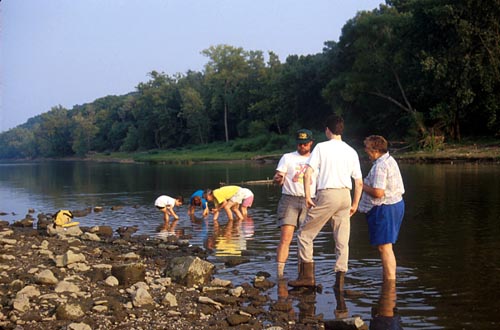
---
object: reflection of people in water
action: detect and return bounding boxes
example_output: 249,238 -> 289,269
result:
212,219 -> 246,256
334,289 -> 348,319
156,218 -> 187,238
370,280 -> 403,330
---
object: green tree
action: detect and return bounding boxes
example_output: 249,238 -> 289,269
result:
0,127 -> 36,158
395,0 -> 500,139
323,5 -> 427,141
33,105 -> 73,157
72,105 -> 98,156
202,44 -> 251,142
179,86 -> 208,144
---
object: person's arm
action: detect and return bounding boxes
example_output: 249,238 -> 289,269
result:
202,202 -> 209,217
350,178 -> 363,216
166,206 -> 179,220
363,184 -> 385,198
273,170 -> 285,185
303,166 -> 316,208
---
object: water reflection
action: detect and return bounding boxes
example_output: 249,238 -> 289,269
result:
2,161 -> 500,329
370,280 -> 403,330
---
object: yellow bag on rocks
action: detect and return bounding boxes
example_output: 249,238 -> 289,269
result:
54,210 -> 79,228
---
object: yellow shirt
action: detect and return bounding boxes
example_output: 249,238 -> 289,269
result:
213,186 -> 240,207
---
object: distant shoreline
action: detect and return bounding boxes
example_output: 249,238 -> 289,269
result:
1,141 -> 499,164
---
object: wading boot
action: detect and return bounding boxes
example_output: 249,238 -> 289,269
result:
288,262 -> 315,287
334,271 -> 345,292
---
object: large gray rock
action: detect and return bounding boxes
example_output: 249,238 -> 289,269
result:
164,256 -> 214,287
111,263 -> 146,286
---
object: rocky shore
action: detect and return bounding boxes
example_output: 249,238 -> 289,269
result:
0,212 -> 367,330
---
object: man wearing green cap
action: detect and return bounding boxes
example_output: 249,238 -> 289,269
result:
274,128 -> 317,280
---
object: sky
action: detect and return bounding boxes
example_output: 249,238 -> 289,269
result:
0,0 -> 383,132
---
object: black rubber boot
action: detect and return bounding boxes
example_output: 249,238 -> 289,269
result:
288,262 -> 315,287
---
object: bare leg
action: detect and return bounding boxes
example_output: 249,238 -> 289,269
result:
223,204 -> 234,221
277,225 -> 295,263
277,224 -> 295,278
241,206 -> 248,217
378,243 -> 397,280
228,202 -> 243,220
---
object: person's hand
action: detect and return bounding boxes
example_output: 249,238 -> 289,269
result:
306,197 -> 316,209
273,173 -> 284,185
349,205 -> 358,217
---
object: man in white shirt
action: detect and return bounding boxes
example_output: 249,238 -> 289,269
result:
289,115 -> 363,292
273,129 -> 317,280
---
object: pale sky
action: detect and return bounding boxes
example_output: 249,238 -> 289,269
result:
0,0 -> 382,132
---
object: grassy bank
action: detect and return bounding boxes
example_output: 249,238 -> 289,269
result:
86,138 -> 500,164
87,141 -> 286,164
392,139 -> 500,163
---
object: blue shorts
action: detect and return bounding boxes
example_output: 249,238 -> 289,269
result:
367,200 -> 404,246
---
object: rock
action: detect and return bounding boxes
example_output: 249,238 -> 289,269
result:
131,287 -> 154,307
81,232 -> 101,241
56,303 -> 85,320
105,275 -> 119,286
68,322 -> 92,330
54,281 -> 80,293
211,278 -> 232,287
116,226 -> 138,239
111,263 -> 146,286
35,269 -> 58,285
162,292 -> 178,307
71,208 -> 91,217
16,285 -> 40,299
0,228 -> 14,237
12,295 -> 30,312
12,217 -> 34,228
253,276 -> 275,290
61,250 -> 86,266
47,225 -> 83,237
89,225 -> 113,237
227,313 -> 250,326
164,256 -> 214,287
229,286 -> 245,297
0,238 -> 17,245
121,252 -> 141,260
36,214 -> 52,230
198,296 -> 223,309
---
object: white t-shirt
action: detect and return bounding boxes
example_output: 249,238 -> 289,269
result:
154,195 -> 176,208
306,139 -> 362,190
276,151 -> 317,198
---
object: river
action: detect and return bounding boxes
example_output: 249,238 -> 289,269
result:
1,160 -> 499,329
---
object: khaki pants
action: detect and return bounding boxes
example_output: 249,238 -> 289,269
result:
297,188 -> 351,272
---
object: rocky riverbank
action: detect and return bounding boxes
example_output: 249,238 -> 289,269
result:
0,213 -> 367,330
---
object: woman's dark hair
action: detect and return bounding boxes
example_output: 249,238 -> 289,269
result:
191,196 -> 202,206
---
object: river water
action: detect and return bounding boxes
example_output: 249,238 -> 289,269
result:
1,160 -> 499,329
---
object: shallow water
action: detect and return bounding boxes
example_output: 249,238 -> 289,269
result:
1,160 -> 499,329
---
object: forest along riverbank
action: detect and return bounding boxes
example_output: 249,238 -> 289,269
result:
0,214 -> 366,330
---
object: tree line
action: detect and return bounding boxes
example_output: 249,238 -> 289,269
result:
1,0 -> 499,159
